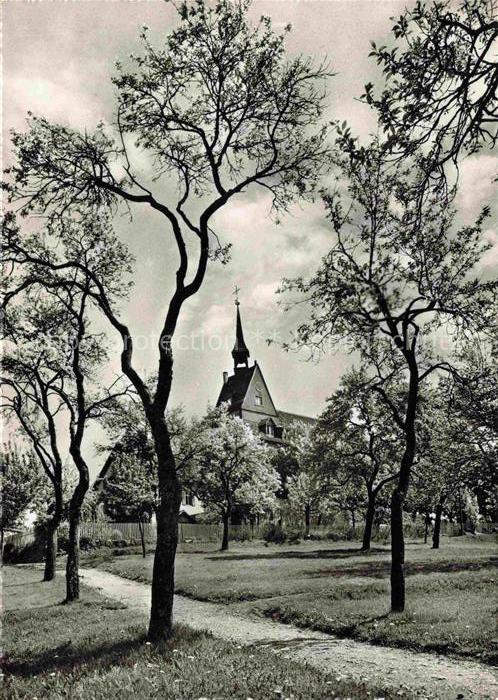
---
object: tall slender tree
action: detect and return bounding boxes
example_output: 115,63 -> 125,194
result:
281,139 -> 497,611
314,368 -> 401,551
2,212 -> 132,600
2,347 -> 66,581
4,0 -> 331,639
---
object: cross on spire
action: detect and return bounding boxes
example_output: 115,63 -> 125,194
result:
233,284 -> 241,306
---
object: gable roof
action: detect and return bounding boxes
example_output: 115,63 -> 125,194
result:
243,362 -> 279,418
217,365 -> 256,411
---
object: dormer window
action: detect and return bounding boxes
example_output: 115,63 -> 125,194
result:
255,394 -> 263,406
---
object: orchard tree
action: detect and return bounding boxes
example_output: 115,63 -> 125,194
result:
315,368 -> 401,551
281,139 -> 497,611
103,455 -> 157,558
4,0 -> 331,640
1,347 -> 66,581
2,213 -> 132,601
98,401 -> 205,556
364,0 -> 498,176
283,420 -> 329,536
416,387 -> 481,549
187,404 -> 279,551
0,442 -> 45,557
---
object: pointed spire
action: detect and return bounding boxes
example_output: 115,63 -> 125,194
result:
231,287 -> 250,369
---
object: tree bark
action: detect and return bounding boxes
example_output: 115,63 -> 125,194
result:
350,508 -> 356,532
432,495 -> 446,549
66,509 -> 81,601
44,522 -> 58,582
44,486 -> 63,582
390,359 -> 418,613
390,488 -> 405,612
424,511 -> 430,544
65,466 -> 89,602
304,504 -> 311,538
147,412 -> 182,642
362,491 -> 376,551
221,509 -> 230,551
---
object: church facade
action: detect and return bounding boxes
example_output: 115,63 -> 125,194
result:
216,300 -> 316,444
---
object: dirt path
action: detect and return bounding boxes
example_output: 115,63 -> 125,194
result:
81,567 -> 498,699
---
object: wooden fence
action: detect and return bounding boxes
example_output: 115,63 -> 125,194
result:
4,518 -> 469,550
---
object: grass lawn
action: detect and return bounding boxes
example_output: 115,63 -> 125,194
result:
86,535 -> 498,664
2,566 -> 390,700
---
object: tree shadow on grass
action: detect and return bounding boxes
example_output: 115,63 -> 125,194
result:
1,634 -> 148,679
307,558 -> 498,579
208,547 -> 390,562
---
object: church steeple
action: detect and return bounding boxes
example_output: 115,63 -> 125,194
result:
231,287 -> 250,369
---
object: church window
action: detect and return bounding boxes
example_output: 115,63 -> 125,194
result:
255,394 -> 263,406
266,424 -> 274,436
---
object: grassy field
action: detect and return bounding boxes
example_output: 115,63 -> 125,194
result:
86,535 -> 498,664
2,566 -> 390,700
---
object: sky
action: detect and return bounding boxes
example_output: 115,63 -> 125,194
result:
3,0 -> 497,478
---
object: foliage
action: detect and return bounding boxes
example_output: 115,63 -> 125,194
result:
282,420 -> 331,528
363,0 -> 498,174
186,404 -> 279,523
314,367 -> 401,511
280,133 -> 497,607
98,399 -> 207,520
0,442 -> 46,533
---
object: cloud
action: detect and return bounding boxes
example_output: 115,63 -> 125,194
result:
456,155 -> 498,222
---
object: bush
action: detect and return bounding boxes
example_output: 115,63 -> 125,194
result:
262,522 -> 287,544
3,536 -> 45,564
287,530 -> 301,544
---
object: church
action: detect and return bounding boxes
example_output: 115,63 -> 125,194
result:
216,297 -> 316,444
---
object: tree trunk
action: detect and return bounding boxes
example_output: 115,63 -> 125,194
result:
351,508 -> 356,532
221,509 -> 230,551
304,504 -> 311,538
424,511 -> 430,544
139,520 -> 146,558
362,492 -> 376,551
432,495 -> 446,549
147,412 -> 182,643
390,488 -> 405,612
65,475 -> 88,602
66,506 -> 81,602
44,522 -> 58,582
44,487 -> 63,582
458,492 -> 465,535
390,360 -> 419,614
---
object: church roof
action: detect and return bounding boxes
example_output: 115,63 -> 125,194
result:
217,365 -> 256,411
277,410 -> 317,427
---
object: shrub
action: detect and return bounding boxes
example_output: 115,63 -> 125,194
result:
262,522 -> 287,544
3,536 -> 45,564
